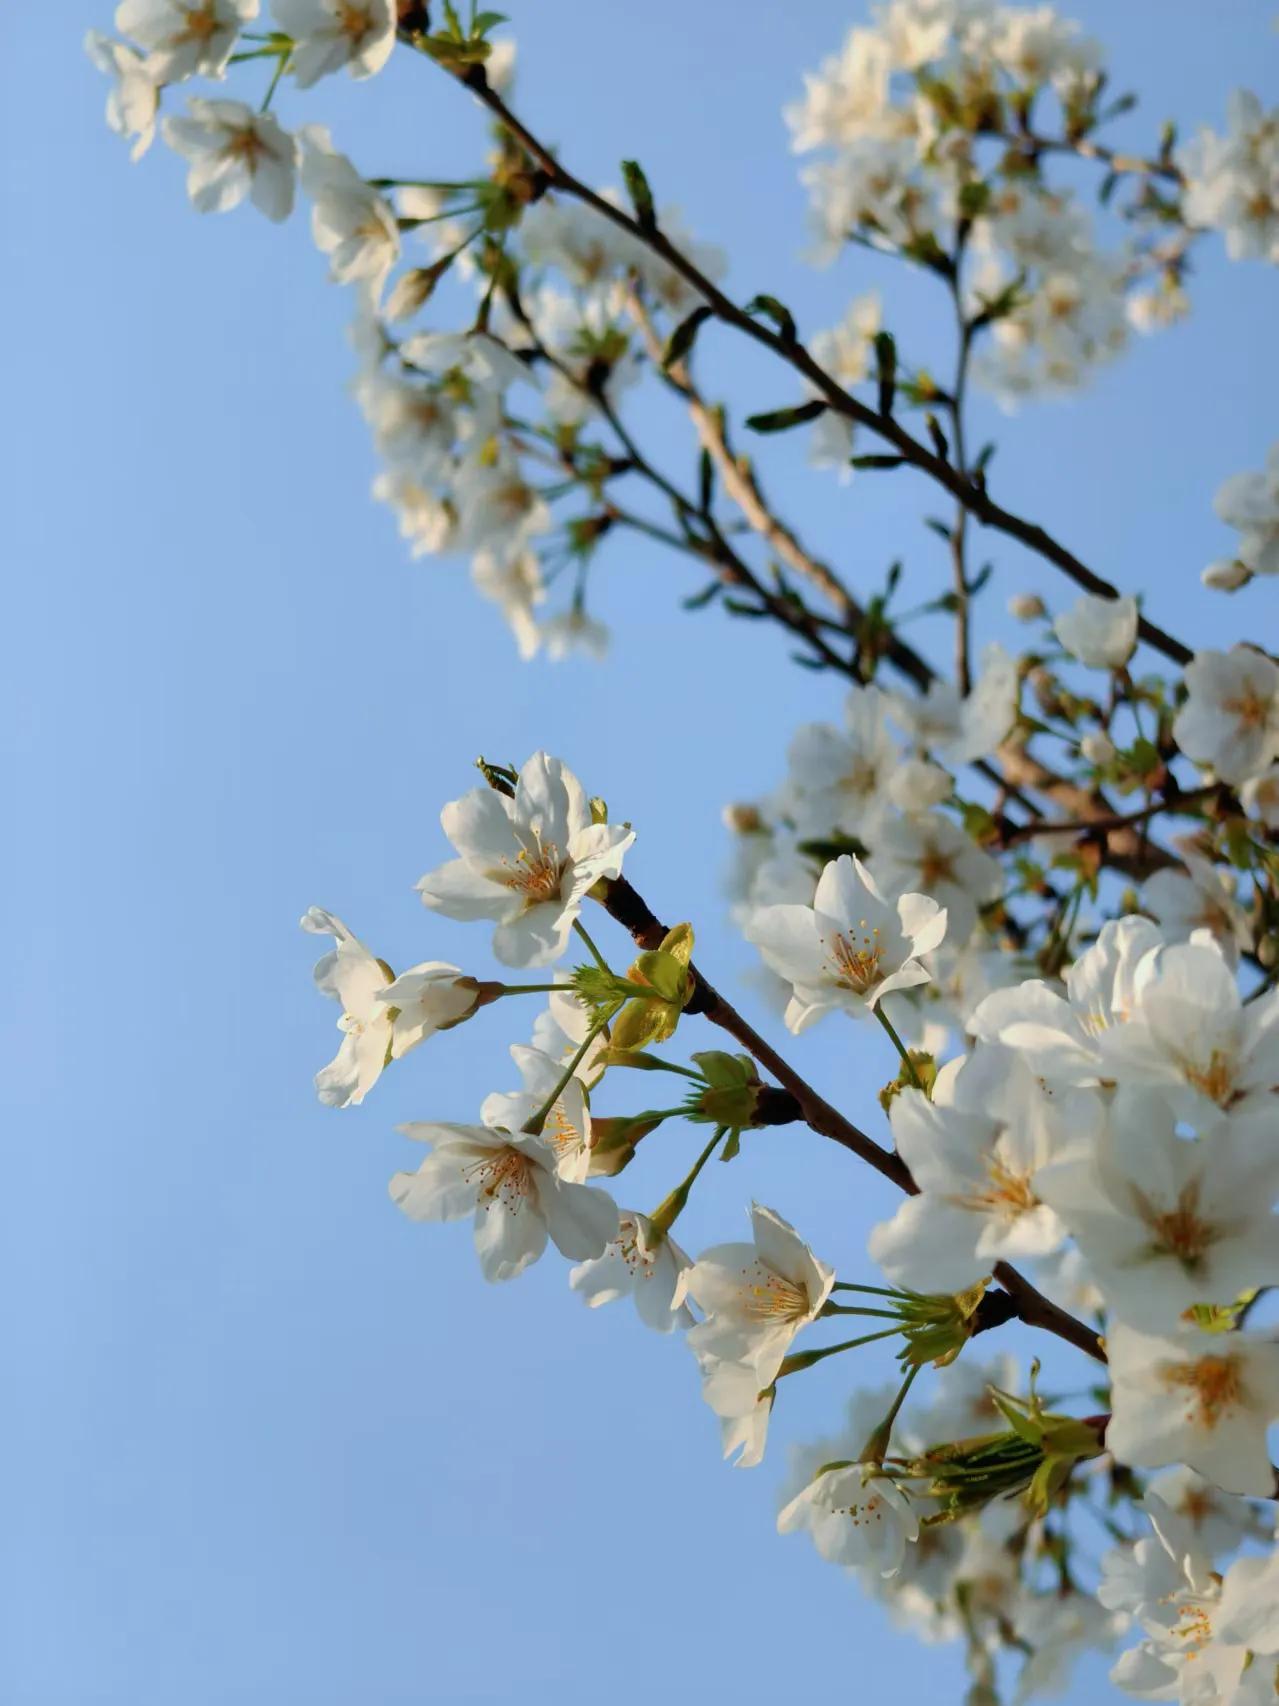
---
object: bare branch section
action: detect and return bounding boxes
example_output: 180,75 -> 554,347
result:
594,872 -> 1107,1366
437,55 -> 1194,671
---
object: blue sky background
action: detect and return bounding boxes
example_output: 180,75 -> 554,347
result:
4,3 -> 1277,1702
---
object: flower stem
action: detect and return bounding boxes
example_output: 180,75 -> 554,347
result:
874,1004 -> 925,1092
776,1327 -> 903,1380
859,1362 -> 921,1465
647,1126 -> 726,1241
521,1019 -> 607,1137
573,918 -> 611,972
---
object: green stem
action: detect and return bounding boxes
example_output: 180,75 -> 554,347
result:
573,918 -> 611,972
521,1018 -> 607,1137
820,1302 -> 905,1321
833,1280 -> 902,1297
495,982 -> 570,997
259,46 -> 290,111
777,1327 -> 903,1380
874,1004 -> 924,1092
859,1362 -> 922,1465
647,1126 -> 726,1240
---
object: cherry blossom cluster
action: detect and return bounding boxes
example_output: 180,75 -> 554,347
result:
89,5 -> 1279,1702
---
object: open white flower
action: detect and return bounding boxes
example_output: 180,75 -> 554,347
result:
869,1045 -> 1092,1292
1140,853 -> 1252,965
1145,1466 -> 1259,1563
375,960 -> 484,1055
1098,936 -> 1279,1129
1174,647 -> 1279,785
272,0 -> 395,87
389,1121 -> 618,1283
686,1203 -> 835,1390
162,98 -> 297,221
569,1212 -> 694,1333
969,914 -> 1164,1085
401,329 -> 533,395
1053,592 -> 1138,669
745,853 -> 946,1031
116,0 -> 257,82
85,31 -> 159,161
1242,765 -> 1279,829
1107,1320 -> 1279,1496
299,128 -> 399,292
1037,1090 -> 1279,1329
785,684 -> 899,841
779,1465 -> 919,1577
889,644 -> 1018,766
871,811 -> 1002,943
417,751 -> 634,967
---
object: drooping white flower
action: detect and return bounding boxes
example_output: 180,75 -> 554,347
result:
471,549 -> 544,659
1053,591 -> 1138,669
1107,1320 -> 1279,1496
298,128 -> 399,292
686,1203 -> 835,1390
1145,1466 -> 1260,1563
85,31 -> 159,161
416,751 -> 635,967
1098,936 -> 1279,1129
1174,647 -> 1279,785
373,471 -> 456,558
358,373 -> 457,479
785,684 -> 900,841
453,457 -> 551,561
890,645 -> 1018,767
569,1212 -> 694,1333
539,609 -> 610,663
400,329 -> 533,395
162,98 -> 297,221
390,1121 -> 618,1283
1179,89 -> 1279,265
869,1045 -> 1091,1292
272,0 -> 395,87
301,907 -> 480,1106
1140,853 -> 1252,965
779,1465 -> 920,1577
745,853 -> 946,1030
870,811 -> 1002,943
115,0 -> 257,82
1037,1089 -> 1279,1330
969,914 -> 1165,1085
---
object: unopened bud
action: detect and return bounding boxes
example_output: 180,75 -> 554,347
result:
1008,592 -> 1046,621
587,1113 -> 663,1178
722,802 -> 765,834
1080,730 -> 1116,766
1202,558 -> 1252,592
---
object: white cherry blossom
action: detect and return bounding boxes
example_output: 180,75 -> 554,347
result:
417,751 -> 634,967
745,853 -> 946,1030
162,98 -> 297,221
390,1121 -> 618,1283
1037,1090 -> 1279,1329
569,1212 -> 694,1333
1214,441 -> 1279,577
779,1465 -> 920,1578
298,128 -> 399,291
85,31 -> 159,161
1141,853 -> 1252,965
115,0 -> 257,82
785,684 -> 900,840
481,1045 -> 593,1182
1174,647 -> 1279,785
869,1045 -> 1092,1292
871,811 -> 1002,943
301,906 -> 394,1106
1053,591 -> 1138,670
272,0 -> 395,87
1107,1320 -> 1279,1496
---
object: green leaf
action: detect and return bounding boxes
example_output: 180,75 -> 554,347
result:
698,447 -> 714,513
745,398 -> 827,433
471,9 -> 508,32
745,294 -> 797,343
620,159 -> 656,233
851,453 -> 906,470
681,579 -> 721,611
925,412 -> 949,461
662,303 -> 713,369
874,331 -> 897,415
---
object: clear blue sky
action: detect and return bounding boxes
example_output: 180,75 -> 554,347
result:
4,4 -> 1276,1702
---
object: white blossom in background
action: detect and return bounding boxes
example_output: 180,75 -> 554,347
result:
869,1045 -> 1092,1291
779,1465 -> 921,1577
746,853 -> 946,1029
115,0 -> 257,82
417,751 -> 635,966
85,31 -> 159,160
1036,1089 -> 1279,1329
1144,1466 -> 1259,1561
272,0 -> 396,87
1106,1320 -> 1279,1496
1213,440 -> 1279,576
1242,764 -> 1279,828
570,1213 -> 694,1333
390,1121 -> 619,1283
1053,591 -> 1138,669
162,98 -> 297,220
471,548 -> 544,658
539,608 -> 611,663
298,127 -> 400,292
785,684 -> 900,841
1179,89 -> 1279,264
1140,852 -> 1251,964
871,811 -> 1003,943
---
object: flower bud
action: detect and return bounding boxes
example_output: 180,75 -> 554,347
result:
722,801 -> 765,834
1080,730 -> 1116,765
1007,592 -> 1046,621
1202,558 -> 1252,592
